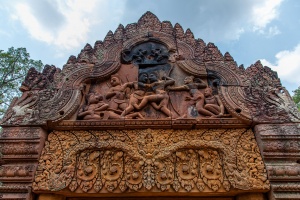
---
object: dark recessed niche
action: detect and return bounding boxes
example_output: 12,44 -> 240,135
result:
235,108 -> 242,113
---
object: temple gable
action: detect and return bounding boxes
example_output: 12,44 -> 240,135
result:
1,11 -> 300,200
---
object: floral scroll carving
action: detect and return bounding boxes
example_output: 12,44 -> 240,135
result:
33,128 -> 269,193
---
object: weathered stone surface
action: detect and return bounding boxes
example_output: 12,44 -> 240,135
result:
32,128 -> 269,194
255,124 -> 300,200
0,127 -> 47,200
1,11 -> 300,200
1,12 -> 298,127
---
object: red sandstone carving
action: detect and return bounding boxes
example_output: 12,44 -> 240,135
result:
1,11 -> 300,200
33,129 -> 269,193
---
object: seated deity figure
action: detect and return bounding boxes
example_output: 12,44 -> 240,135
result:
105,74 -> 134,112
199,87 -> 224,117
77,93 -> 109,120
133,72 -> 175,118
168,76 -> 207,118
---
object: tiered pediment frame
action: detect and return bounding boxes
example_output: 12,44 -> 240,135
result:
1,11 -> 300,200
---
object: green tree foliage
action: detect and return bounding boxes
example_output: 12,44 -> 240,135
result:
293,86 -> 300,111
0,47 -> 43,119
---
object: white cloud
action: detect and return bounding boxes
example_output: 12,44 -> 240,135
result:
8,0 -> 126,50
260,43 -> 300,85
256,25 -> 281,37
251,0 -> 283,31
267,26 -> 281,36
173,0 -> 285,42
3,0 -> 285,51
13,3 -> 54,44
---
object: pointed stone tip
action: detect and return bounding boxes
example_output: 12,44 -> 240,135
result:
118,24 -> 124,28
224,52 -> 234,61
125,23 -> 137,29
141,11 -> 157,18
255,60 -> 263,66
94,40 -> 103,47
161,20 -> 173,27
196,38 -> 205,43
138,11 -> 160,22
224,52 -> 232,57
144,11 -> 156,16
185,28 -> 194,36
95,40 -> 103,44
85,43 -> 92,48
248,60 -> 263,69
174,23 -> 184,32
207,42 -> 216,47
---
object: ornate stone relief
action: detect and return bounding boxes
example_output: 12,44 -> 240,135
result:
1,11 -> 299,127
1,11 -> 300,200
0,127 -> 47,200
243,61 -> 300,123
254,124 -> 300,200
33,128 -> 269,193
1,65 -> 60,125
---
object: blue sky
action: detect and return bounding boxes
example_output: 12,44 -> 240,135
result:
0,0 -> 299,94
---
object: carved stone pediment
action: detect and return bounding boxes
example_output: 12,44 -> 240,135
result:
1,12 -> 299,127
1,11 -> 300,200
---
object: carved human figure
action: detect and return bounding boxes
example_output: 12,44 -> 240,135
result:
168,76 -> 207,117
133,72 -> 175,118
120,73 -> 148,118
105,74 -> 134,112
199,87 -> 224,117
78,93 -> 109,120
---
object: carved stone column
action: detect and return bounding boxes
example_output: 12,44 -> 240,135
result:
0,127 -> 47,200
255,124 -> 300,200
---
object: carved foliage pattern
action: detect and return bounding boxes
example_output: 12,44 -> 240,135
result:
33,128 -> 269,193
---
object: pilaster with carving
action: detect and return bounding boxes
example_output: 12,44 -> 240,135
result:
0,127 -> 47,200
255,124 -> 300,200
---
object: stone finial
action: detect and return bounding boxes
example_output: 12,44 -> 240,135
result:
137,11 -> 161,31
224,52 -> 234,61
103,30 -> 114,47
185,28 -> 195,45
161,21 -> 173,35
174,23 -> 184,39
114,24 -> 125,40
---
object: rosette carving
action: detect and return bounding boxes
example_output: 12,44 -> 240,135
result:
198,149 -> 223,191
101,150 -> 124,192
175,150 -> 198,192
